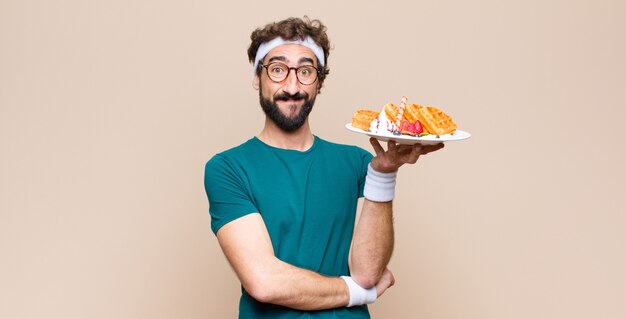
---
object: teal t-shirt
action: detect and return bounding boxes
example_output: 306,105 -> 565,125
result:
204,136 -> 373,318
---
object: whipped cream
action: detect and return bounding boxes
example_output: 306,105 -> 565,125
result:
369,110 -> 397,134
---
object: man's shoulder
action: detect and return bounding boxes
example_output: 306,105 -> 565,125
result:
205,137 -> 259,169
210,137 -> 259,158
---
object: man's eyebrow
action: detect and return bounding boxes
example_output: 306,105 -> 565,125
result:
298,57 -> 315,65
268,56 -> 287,63
266,56 -> 316,65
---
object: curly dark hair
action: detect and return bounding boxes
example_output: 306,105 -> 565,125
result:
248,16 -> 331,90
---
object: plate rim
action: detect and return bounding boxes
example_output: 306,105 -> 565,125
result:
344,123 -> 471,145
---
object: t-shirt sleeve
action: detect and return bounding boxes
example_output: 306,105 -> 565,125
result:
204,155 -> 258,234
357,148 -> 373,197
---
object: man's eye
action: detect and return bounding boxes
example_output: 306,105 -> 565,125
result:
299,68 -> 311,76
271,67 -> 285,74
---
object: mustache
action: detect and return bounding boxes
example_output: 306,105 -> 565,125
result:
274,92 -> 309,101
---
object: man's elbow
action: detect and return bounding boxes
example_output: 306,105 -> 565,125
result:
242,273 -> 279,304
349,259 -> 384,288
351,271 -> 381,289
245,283 -> 274,303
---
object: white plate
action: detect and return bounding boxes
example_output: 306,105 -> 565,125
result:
345,123 -> 471,145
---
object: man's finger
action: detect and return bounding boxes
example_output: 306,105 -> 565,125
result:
420,143 -> 445,154
369,137 -> 385,155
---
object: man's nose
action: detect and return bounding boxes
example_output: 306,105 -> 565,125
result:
281,69 -> 300,95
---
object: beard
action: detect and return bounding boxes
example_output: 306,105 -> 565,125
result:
259,90 -> 315,132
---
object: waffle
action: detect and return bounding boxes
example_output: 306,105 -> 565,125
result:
404,103 -> 422,124
378,97 -> 409,123
414,105 -> 457,135
351,109 -> 380,131
381,103 -> 399,123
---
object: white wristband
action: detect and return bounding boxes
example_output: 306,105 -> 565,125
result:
363,164 -> 397,202
341,276 -> 377,307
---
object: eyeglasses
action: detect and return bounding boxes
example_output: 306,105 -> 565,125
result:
260,62 -> 320,85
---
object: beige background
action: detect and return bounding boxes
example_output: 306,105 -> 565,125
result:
1,0 -> 625,318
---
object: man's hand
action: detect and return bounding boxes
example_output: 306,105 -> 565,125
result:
375,268 -> 395,298
369,137 -> 444,173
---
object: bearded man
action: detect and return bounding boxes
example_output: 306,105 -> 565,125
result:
204,16 -> 443,318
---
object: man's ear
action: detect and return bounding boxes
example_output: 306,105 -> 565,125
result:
252,75 -> 260,90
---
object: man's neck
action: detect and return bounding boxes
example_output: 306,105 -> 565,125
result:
257,120 -> 314,151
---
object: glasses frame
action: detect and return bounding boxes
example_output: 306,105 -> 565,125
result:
260,62 -> 320,86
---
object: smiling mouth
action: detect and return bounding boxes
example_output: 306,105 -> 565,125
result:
277,98 -> 303,108
274,91 -> 308,102
277,97 -> 303,103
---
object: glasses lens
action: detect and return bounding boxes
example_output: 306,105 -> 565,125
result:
267,63 -> 289,82
296,66 -> 317,85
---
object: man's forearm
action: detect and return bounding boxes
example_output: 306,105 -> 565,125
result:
349,199 -> 394,288
245,256 -> 350,310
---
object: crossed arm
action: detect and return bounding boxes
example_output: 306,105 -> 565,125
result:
216,201 -> 394,311
215,139 -> 443,310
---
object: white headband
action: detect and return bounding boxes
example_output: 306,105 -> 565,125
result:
253,36 -> 325,74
